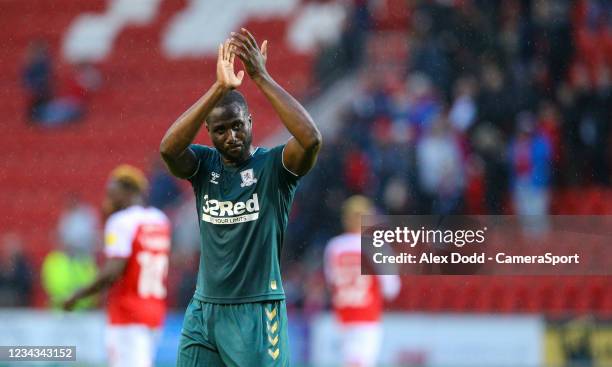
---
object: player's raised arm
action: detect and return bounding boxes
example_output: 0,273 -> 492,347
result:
160,40 -> 245,178
230,28 -> 322,176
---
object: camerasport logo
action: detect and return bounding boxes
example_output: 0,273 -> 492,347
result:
201,194 -> 260,225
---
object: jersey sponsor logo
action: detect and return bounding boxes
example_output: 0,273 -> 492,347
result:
240,168 -> 258,187
201,193 -> 260,225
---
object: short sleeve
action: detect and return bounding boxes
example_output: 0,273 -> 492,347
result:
104,214 -> 137,258
269,144 -> 300,190
187,144 -> 214,183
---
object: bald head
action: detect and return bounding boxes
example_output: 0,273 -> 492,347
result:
207,90 -> 249,124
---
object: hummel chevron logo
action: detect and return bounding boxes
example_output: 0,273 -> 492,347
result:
267,321 -> 278,334
210,172 -> 220,184
268,334 -> 279,346
265,307 -> 277,320
268,348 -> 279,360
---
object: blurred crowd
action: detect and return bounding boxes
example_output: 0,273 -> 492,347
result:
283,0 -> 612,311
292,0 -> 611,241
3,0 -> 611,312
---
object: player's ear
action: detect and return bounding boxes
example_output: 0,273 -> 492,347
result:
205,120 -> 210,132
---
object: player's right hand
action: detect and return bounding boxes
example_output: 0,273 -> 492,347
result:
217,39 -> 244,90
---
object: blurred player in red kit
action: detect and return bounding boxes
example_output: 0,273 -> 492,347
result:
324,195 -> 401,367
63,165 -> 171,367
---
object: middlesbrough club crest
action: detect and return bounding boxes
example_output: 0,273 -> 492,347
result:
240,169 -> 257,187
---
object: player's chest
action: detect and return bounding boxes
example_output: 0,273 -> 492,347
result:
197,164 -> 268,224
202,165 -> 263,199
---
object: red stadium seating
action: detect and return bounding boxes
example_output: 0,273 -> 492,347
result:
390,275 -> 612,316
0,0 -> 315,306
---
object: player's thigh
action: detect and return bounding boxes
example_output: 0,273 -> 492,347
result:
215,301 -> 290,367
341,324 -> 382,367
177,298 -> 223,366
106,324 -> 156,367
176,334 -> 225,367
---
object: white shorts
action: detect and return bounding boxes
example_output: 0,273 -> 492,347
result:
106,324 -> 160,367
341,323 -> 382,367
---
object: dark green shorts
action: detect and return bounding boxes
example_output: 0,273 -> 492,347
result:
177,298 -> 289,367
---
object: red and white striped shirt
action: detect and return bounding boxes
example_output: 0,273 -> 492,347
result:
324,233 -> 400,324
104,205 -> 171,327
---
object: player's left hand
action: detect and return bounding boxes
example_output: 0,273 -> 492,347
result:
230,28 -> 268,81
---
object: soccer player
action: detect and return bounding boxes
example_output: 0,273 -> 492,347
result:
62,165 -> 172,367
159,28 -> 321,366
324,196 -> 401,367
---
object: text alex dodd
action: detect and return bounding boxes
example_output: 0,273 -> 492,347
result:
372,252 -> 580,265
369,227 -> 580,266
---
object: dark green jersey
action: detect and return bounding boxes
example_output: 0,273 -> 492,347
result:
188,144 -> 300,303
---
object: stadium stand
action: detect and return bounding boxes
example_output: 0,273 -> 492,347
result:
1,0 -> 610,316
284,0 -> 612,317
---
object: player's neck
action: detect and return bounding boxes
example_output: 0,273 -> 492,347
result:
116,198 -> 143,212
221,146 -> 256,167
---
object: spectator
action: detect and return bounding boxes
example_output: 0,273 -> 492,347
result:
43,195 -> 99,309
0,233 -> 33,307
41,238 -> 98,309
57,194 -> 99,254
509,112 -> 552,233
416,116 -> 465,214
471,124 -> 509,214
477,62 -> 518,137
574,67 -> 612,185
22,40 -> 52,122
449,76 -> 478,132
537,100 -> 563,183
382,176 -> 413,215
521,0 -> 574,93
410,9 -> 451,91
404,72 -> 441,131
